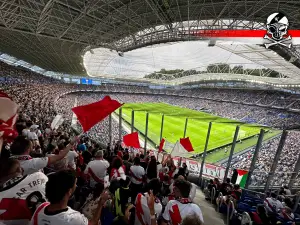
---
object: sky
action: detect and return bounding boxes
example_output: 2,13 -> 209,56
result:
83,41 -> 265,79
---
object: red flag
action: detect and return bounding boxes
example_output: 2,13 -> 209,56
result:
158,138 -> 165,153
72,96 -> 122,132
123,132 -> 141,148
180,137 -> 194,152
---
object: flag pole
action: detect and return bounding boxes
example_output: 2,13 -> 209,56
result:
144,112 -> 149,155
244,129 -> 265,189
183,118 -> 188,138
198,122 -> 212,185
118,107 -> 122,141
223,125 -> 240,183
108,114 -> 112,145
159,114 -> 164,142
131,110 -> 135,133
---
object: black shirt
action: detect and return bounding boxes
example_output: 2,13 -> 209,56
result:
82,151 -> 93,164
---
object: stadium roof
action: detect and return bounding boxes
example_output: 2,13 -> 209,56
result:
1,0 -> 300,83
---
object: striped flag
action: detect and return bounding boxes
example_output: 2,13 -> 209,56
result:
0,91 -> 18,127
0,91 -> 19,149
236,169 -> 248,188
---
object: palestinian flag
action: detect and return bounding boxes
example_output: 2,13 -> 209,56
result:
235,169 -> 248,188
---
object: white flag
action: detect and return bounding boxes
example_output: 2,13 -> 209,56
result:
51,115 -> 64,130
171,141 -> 194,158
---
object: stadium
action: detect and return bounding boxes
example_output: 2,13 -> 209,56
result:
1,1 -> 300,225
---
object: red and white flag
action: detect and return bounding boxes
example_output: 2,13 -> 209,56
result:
0,91 -> 18,127
171,138 -> 194,158
179,137 -> 194,152
0,91 -> 19,148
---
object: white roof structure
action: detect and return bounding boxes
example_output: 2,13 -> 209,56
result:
0,0 -> 300,86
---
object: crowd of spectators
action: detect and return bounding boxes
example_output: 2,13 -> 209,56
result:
1,58 -> 300,224
0,61 -> 206,225
204,177 -> 297,225
224,131 -> 300,187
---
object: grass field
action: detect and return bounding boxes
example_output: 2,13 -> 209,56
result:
121,102 -> 278,156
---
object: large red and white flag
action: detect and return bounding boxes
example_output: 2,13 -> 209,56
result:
179,137 -> 194,152
171,141 -> 194,158
0,91 -> 19,149
0,91 -> 18,127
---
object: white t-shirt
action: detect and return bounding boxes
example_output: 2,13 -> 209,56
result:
27,132 -> 38,141
66,151 -> 78,170
162,200 -> 204,224
84,159 -> 110,187
130,165 -> 145,185
22,129 -> 30,138
31,204 -> 88,225
135,193 -> 162,225
10,155 -> 49,175
264,197 -> 284,213
0,172 -> 48,225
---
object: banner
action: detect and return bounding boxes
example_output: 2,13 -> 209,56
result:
184,159 -> 231,180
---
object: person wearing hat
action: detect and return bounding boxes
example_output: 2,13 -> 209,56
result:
84,150 -> 110,188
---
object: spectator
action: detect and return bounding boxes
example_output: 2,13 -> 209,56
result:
250,204 -> 272,225
115,176 -> 132,217
46,142 -> 68,172
0,158 -> 48,225
134,178 -> 162,225
77,140 -> 87,153
130,157 -> 146,203
81,183 -> 105,220
264,192 -> 284,214
161,179 -> 204,225
146,157 -> 158,182
66,148 -> 78,170
10,136 -> 72,175
32,170 -> 110,225
82,146 -> 94,165
84,150 -> 109,188
122,154 -> 132,176
181,214 -> 203,225
110,156 -> 126,181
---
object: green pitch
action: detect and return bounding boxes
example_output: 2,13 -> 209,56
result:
121,102 -> 264,153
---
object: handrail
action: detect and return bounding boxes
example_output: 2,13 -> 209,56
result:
227,199 -> 235,225
211,187 -> 216,204
216,192 -> 223,212
241,212 -> 253,225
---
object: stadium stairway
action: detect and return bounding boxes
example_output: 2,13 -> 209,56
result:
194,187 -> 225,225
